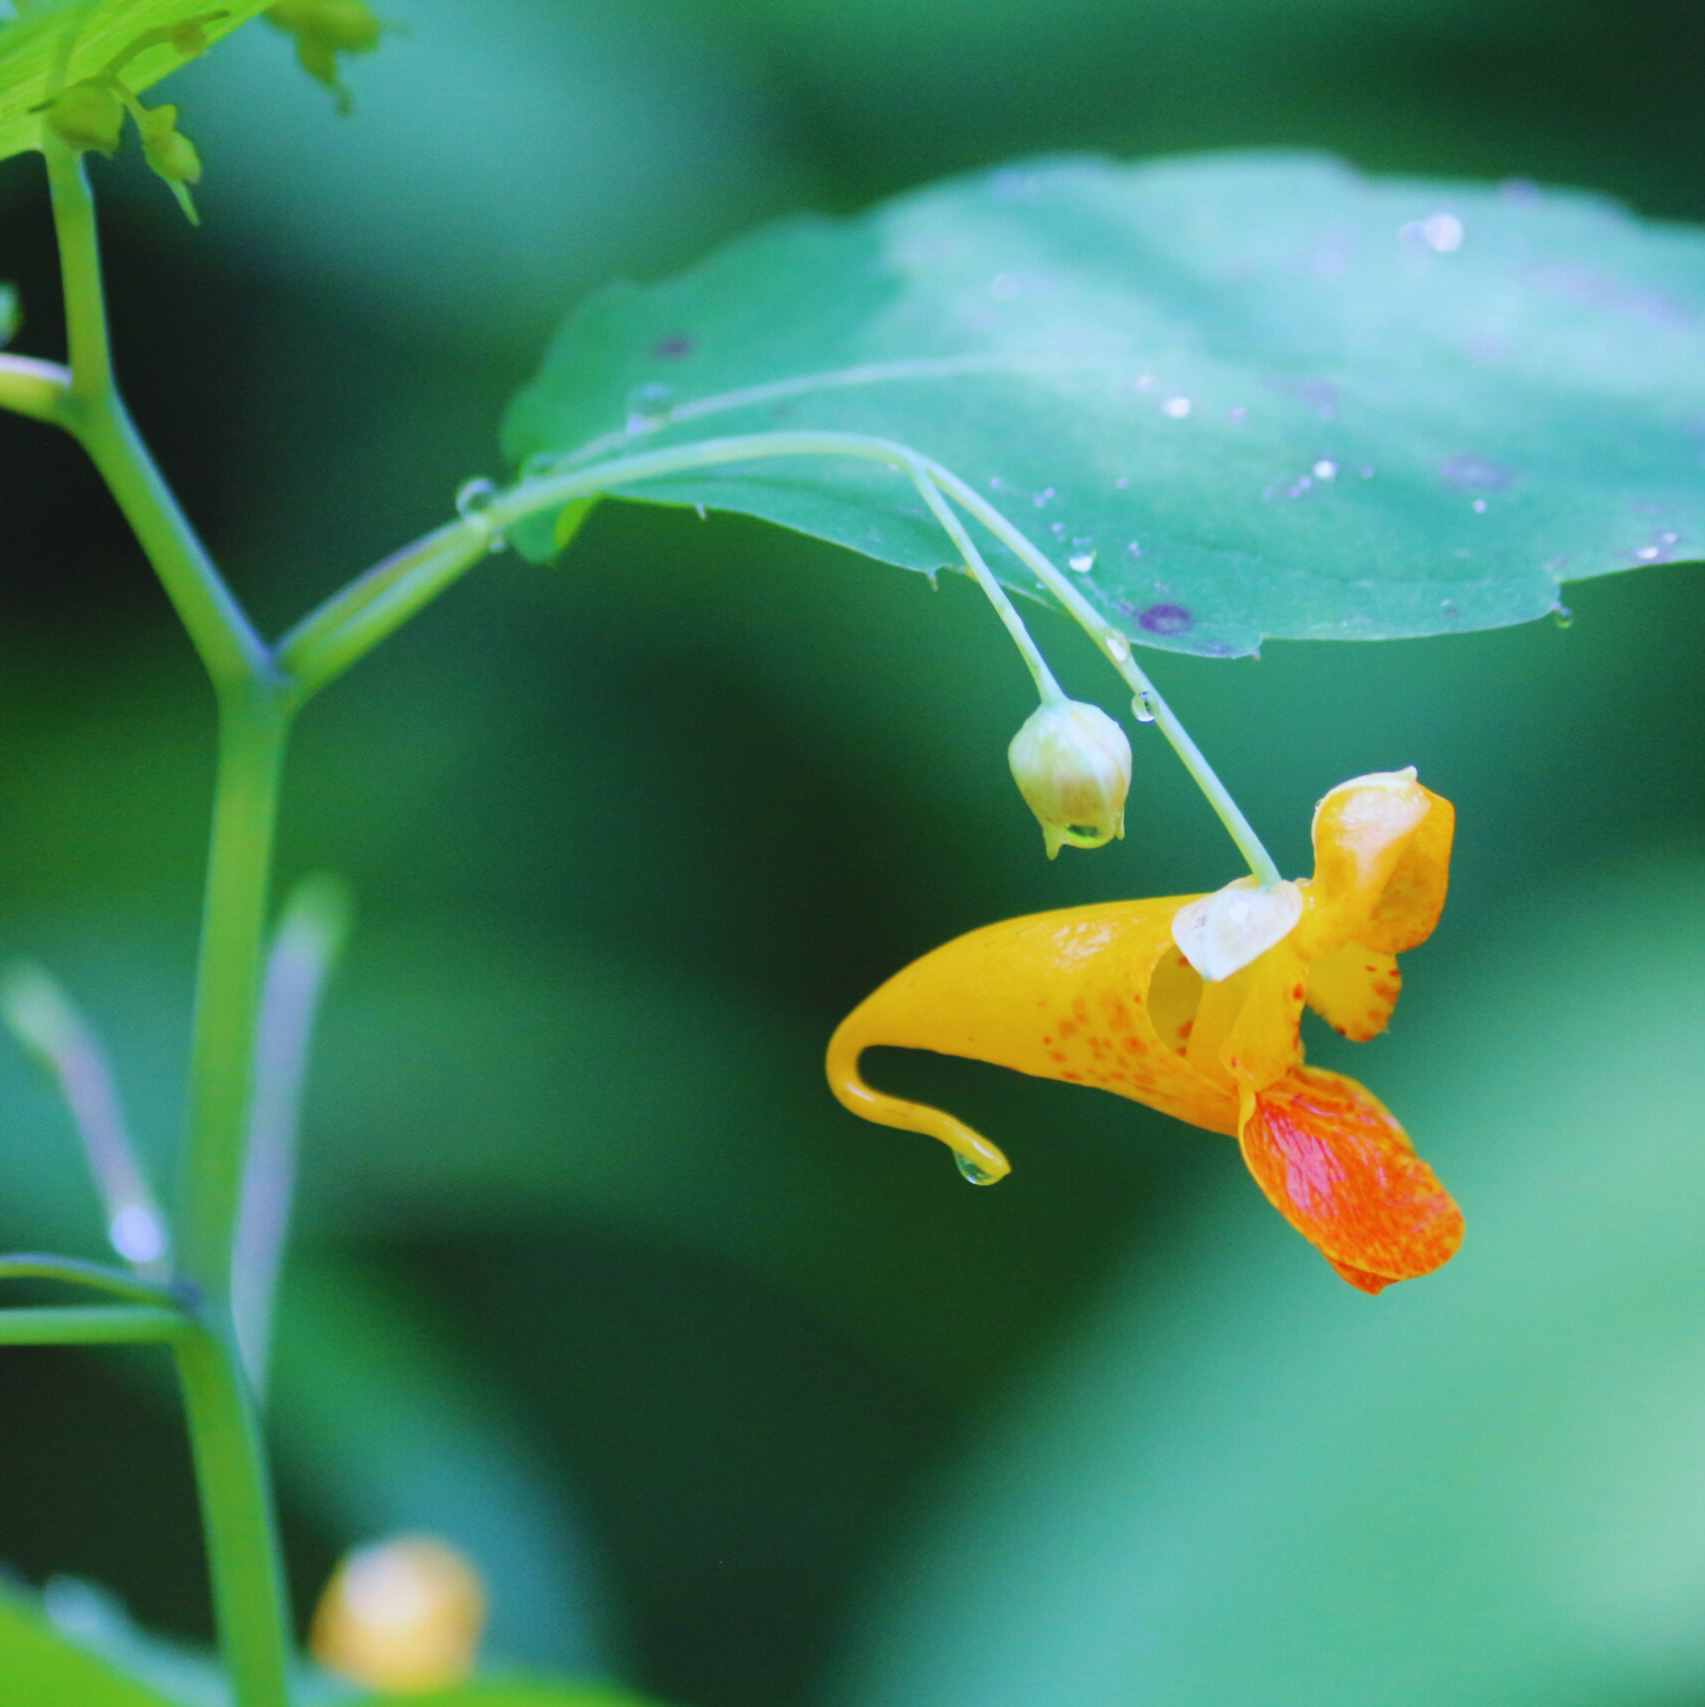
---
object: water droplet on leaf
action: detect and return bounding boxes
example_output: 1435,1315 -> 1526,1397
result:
1068,551 -> 1096,572
625,382 -> 674,434
1552,605 -> 1575,630
1161,396 -> 1192,418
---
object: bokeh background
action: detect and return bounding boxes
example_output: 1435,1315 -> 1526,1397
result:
1,2 -> 1703,1704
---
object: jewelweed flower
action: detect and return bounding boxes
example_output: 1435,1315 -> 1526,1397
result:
828,769 -> 1462,1291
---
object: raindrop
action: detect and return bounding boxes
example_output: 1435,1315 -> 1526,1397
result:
624,382 -> 674,434
1106,630 -> 1132,662
1161,396 -> 1192,418
1068,551 -> 1097,572
1131,691 -> 1157,723
1050,521 -> 1066,535
1312,459 -> 1338,481
1438,454 -> 1513,492
956,1154 -> 997,1186
1400,212 -> 1464,252
109,1204 -> 166,1266
455,478 -> 498,524
1032,487 -> 1056,508
1440,597 -> 1459,618
1552,605 -> 1575,630
1127,541 -> 1144,559
1472,499 -> 1488,513
1634,545 -> 1660,561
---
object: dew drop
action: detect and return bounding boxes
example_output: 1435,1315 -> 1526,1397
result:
1068,551 -> 1097,572
1552,605 -> 1575,630
455,478 -> 497,523
1131,691 -> 1157,723
1472,498 -> 1488,513
624,381 -> 674,434
1312,459 -> 1338,480
1032,486 -> 1056,508
1161,396 -> 1192,418
109,1204 -> 167,1266
956,1153 -> 997,1186
1050,521 -> 1066,535
1106,630 -> 1132,662
1126,541 -> 1144,559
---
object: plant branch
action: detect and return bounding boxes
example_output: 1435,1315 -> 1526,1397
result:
0,352 -> 71,426
0,1252 -> 183,1307
0,1303 -> 185,1345
233,874 -> 354,1395
45,142 -> 272,695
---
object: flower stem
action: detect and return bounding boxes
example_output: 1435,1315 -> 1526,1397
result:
45,142 -> 296,1707
0,1304 -> 186,1345
293,428 -> 1279,882
174,1317 -> 294,1707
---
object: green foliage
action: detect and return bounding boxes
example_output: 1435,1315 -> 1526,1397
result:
0,0 -> 268,163
357,1685 -> 664,1707
0,1585 -> 178,1707
506,153 -> 1705,658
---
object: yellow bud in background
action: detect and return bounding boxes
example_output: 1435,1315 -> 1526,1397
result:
45,82 -> 126,156
310,1534 -> 486,1694
1008,698 -> 1132,858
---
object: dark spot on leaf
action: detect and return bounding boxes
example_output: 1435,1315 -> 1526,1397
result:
653,334 -> 694,358
1437,454 -> 1513,491
1261,375 -> 1338,421
1137,603 -> 1193,636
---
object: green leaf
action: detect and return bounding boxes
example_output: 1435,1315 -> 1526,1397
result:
0,1585 -> 179,1707
0,0 -> 268,164
505,153 -> 1705,658
354,1683 -> 664,1707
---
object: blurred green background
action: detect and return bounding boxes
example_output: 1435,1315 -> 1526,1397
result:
0,2 -> 1702,1704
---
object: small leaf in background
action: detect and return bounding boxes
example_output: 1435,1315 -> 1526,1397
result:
0,0 -> 268,164
506,154 -> 1705,657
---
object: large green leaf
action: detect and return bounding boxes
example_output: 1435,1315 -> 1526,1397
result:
0,1585 -> 179,1706
505,153 -> 1705,657
0,0 -> 268,164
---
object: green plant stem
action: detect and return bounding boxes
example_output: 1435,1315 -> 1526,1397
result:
284,428 -> 1280,882
0,1253 -> 181,1306
46,142 -> 269,693
179,688 -> 291,1297
0,351 -> 71,425
174,1318 -> 293,1707
906,459 -> 1065,702
0,1304 -> 185,1345
45,142 -> 296,1707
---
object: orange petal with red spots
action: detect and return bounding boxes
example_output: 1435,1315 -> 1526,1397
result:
1238,1066 -> 1462,1290
1306,941 -> 1402,1041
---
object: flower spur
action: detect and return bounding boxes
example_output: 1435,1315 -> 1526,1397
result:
828,769 -> 1462,1292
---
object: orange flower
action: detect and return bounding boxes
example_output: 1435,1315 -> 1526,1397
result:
828,770 -> 1462,1292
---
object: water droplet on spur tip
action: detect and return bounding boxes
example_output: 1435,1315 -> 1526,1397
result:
956,1153 -> 998,1185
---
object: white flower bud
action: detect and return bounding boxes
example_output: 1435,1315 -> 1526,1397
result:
1008,699 -> 1131,859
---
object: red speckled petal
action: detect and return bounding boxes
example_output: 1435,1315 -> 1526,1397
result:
1239,1066 -> 1463,1290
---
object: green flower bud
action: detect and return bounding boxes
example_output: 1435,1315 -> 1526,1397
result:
136,103 -> 203,225
267,0 -> 384,112
1008,698 -> 1132,859
45,81 -> 126,157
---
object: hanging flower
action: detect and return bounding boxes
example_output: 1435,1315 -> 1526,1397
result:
828,769 -> 1462,1292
